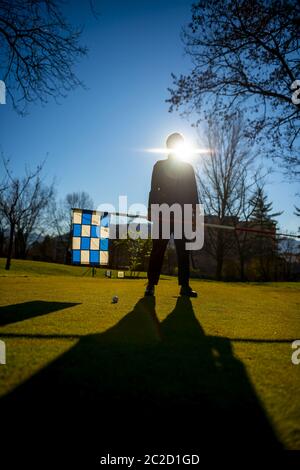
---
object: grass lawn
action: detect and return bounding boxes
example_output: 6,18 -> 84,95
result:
0,258 -> 300,453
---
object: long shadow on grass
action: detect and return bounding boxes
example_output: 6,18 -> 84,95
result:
0,301 -> 80,326
1,297 -> 281,455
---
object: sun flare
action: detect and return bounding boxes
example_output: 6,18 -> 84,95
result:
144,143 -> 211,162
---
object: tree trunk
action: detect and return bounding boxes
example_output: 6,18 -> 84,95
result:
240,257 -> 245,281
5,223 -> 15,271
20,232 -> 28,259
0,229 -> 5,257
215,257 -> 223,281
65,230 -> 72,264
14,229 -> 27,259
215,232 -> 224,280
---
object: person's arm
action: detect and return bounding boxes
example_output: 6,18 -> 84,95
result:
148,162 -> 159,221
189,165 -> 199,208
189,165 -> 199,229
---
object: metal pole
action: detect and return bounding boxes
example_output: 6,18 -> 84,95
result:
111,212 -> 300,240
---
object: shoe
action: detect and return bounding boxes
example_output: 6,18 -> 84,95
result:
145,284 -> 155,296
180,285 -> 198,297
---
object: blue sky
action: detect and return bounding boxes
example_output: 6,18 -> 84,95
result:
0,0 -> 299,233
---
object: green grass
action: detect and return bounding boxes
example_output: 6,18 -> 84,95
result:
0,257 -> 156,279
0,257 -> 111,277
0,258 -> 299,450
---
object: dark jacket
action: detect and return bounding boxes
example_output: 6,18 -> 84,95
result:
148,158 -> 199,212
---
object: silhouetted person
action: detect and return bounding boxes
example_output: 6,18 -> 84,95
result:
145,132 -> 199,297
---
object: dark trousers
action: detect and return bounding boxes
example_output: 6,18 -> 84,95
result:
147,232 -> 190,286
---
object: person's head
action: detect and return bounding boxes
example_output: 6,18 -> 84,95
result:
166,132 -> 184,156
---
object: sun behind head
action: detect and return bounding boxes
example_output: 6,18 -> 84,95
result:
166,132 -> 192,162
143,133 -> 210,162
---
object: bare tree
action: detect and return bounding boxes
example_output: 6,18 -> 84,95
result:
294,205 -> 300,232
197,114 -> 256,279
278,234 -> 300,280
0,158 -> 54,270
65,191 -> 94,214
167,0 -> 300,178
0,217 -> 6,257
231,185 -> 258,281
14,184 -> 55,259
0,179 -> 8,256
0,0 -> 87,114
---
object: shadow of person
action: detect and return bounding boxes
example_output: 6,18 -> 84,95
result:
154,297 -> 281,451
0,301 -> 81,326
1,296 -> 281,459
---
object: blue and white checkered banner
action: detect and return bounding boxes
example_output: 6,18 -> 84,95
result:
71,208 -> 110,266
